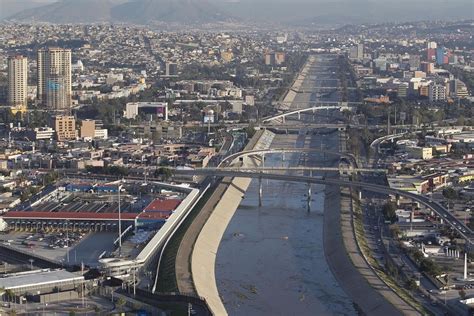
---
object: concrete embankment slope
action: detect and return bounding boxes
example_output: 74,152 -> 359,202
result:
191,130 -> 274,316
278,55 -> 315,109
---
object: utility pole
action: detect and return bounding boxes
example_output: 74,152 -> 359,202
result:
387,106 -> 391,135
133,267 -> 136,296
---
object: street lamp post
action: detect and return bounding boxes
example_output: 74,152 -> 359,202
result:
118,184 -> 123,253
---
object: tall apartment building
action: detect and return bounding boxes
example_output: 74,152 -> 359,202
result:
53,115 -> 77,141
429,83 -> 447,102
37,47 -> 72,110
165,62 -> 178,76
408,54 -> 421,70
349,43 -> 364,61
450,79 -> 469,99
7,55 -> 28,110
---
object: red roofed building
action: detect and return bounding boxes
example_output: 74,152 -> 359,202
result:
143,199 -> 181,213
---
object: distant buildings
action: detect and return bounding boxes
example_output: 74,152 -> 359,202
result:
80,119 -> 108,140
7,55 -> 28,110
125,102 -> 168,120
264,51 -> 286,66
450,79 -> 469,99
428,83 -> 447,102
37,47 -> 72,110
349,43 -> 364,61
165,62 -> 178,76
435,47 -> 447,65
409,55 -> 421,70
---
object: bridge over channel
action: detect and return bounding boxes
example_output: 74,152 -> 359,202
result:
170,169 -> 473,243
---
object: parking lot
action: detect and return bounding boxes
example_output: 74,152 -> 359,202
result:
0,231 -> 117,266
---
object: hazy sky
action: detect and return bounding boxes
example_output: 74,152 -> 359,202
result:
1,0 -> 472,24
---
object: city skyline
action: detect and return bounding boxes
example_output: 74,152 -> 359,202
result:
0,3 -> 472,315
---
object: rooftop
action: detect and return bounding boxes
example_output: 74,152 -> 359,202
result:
0,269 -> 83,290
3,211 -> 138,221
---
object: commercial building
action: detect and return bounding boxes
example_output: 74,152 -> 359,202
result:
53,115 -> 77,141
274,52 -> 286,65
33,127 -> 55,140
125,102 -> 168,120
409,54 -> 421,70
349,44 -> 364,61
450,79 -> 469,99
264,52 -> 286,66
7,55 -> 28,110
421,62 -> 435,74
429,83 -> 447,102
0,269 -> 84,301
398,83 -> 408,98
165,62 -> 178,76
436,47 -> 446,65
407,146 -> 433,160
37,47 -> 72,110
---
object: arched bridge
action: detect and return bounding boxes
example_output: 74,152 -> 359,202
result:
218,147 -> 357,168
262,104 -> 360,123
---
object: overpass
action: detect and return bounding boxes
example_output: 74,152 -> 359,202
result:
275,100 -> 363,106
292,87 -> 359,93
217,147 -> 357,168
262,105 -> 354,123
370,132 -> 409,154
260,123 -> 412,131
169,169 -> 473,243
175,166 -> 387,174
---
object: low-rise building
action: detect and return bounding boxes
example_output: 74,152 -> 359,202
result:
407,146 -> 433,160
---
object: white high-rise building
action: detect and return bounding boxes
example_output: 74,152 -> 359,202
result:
37,47 -> 72,110
7,55 -> 28,109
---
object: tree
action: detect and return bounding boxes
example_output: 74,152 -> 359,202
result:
382,202 -> 397,223
155,167 -> 173,181
405,278 -> 418,291
443,187 -> 458,200
4,289 -> 14,303
389,224 -> 401,239
116,297 -> 126,311
94,306 -> 101,314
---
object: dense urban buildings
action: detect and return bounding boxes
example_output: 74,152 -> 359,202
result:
0,6 -> 471,316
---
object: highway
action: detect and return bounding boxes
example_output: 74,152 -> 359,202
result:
170,169 -> 473,242
189,166 -> 387,173
218,146 -> 357,167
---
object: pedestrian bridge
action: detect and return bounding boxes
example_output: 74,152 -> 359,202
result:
217,147 -> 357,168
262,105 -> 352,123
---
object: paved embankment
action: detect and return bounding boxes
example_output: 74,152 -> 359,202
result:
278,55 -> 316,108
189,130 -> 274,316
324,185 -> 420,315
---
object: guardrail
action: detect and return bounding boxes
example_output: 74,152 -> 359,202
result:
152,183 -> 211,293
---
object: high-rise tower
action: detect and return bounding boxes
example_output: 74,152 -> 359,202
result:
7,55 -> 28,110
37,47 -> 72,110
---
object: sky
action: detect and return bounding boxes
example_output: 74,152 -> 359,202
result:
0,0 -> 472,24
